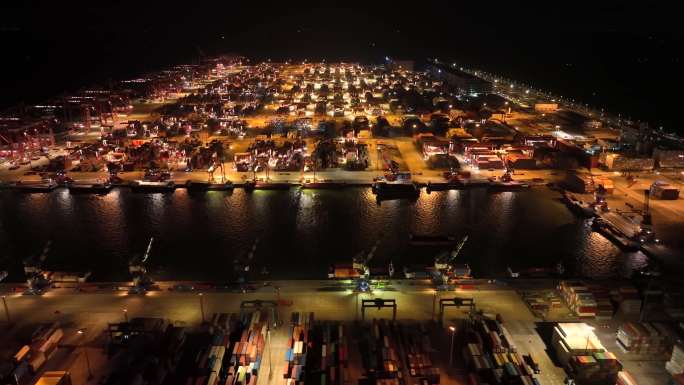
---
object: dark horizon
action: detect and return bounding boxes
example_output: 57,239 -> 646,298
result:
1,2 -> 681,132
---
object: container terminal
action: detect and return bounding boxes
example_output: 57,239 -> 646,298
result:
2,56 -> 684,385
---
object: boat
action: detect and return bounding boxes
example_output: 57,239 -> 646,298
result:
408,233 -> 459,246
591,218 -> 640,251
185,180 -> 234,191
244,181 -> 291,191
426,181 -> 466,192
68,181 -> 113,194
12,179 -> 58,192
487,180 -> 530,192
561,192 -> 596,218
301,179 -> 347,189
371,182 -> 420,199
130,180 -> 176,193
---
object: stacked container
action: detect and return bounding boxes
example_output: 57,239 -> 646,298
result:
666,344 -> 684,378
462,315 -> 542,385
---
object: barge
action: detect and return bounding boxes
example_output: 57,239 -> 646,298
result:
130,180 -> 176,193
244,181 -> 291,191
487,180 -> 530,192
185,180 -> 234,191
371,181 -> 420,200
68,181 -> 113,194
12,179 -> 58,193
300,179 -> 347,189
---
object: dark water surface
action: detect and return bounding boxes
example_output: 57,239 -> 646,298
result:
0,187 -> 648,282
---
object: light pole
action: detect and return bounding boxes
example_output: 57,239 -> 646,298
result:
199,293 -> 205,322
267,327 -> 273,378
122,308 -> 128,323
77,329 -> 93,381
2,295 -> 9,323
448,326 -> 456,367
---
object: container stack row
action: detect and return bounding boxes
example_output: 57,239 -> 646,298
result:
610,286 -> 642,316
187,311 -> 267,385
462,316 -> 541,385
617,322 -> 677,355
558,281 -> 598,318
304,318 -> 350,385
282,312 -> 313,385
359,319 -> 404,385
566,352 -> 622,385
396,323 -> 438,383
187,313 -> 236,385
228,310 -> 269,385
9,322 -> 64,384
583,283 -> 615,320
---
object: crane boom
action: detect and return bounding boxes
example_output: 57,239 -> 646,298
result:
142,237 -> 154,263
447,235 -> 468,264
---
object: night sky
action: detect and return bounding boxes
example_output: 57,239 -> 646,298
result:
1,2 -> 681,132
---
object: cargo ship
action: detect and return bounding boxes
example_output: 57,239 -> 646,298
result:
12,179 -> 58,193
371,182 -> 420,199
185,180 -> 234,191
130,180 -> 176,193
68,181 -> 113,194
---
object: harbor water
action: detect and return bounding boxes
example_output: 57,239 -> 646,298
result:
0,187 -> 648,282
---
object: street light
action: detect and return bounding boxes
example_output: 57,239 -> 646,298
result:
77,329 -> 93,381
448,326 -> 456,367
122,308 -> 128,323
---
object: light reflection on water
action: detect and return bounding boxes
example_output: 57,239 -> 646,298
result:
0,187 -> 645,281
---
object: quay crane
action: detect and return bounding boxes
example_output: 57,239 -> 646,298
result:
208,151 -> 226,183
433,235 -> 469,287
352,238 -> 382,292
129,237 -> 155,293
23,241 -> 52,294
